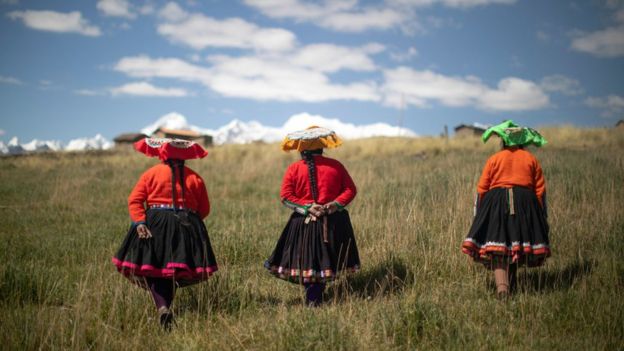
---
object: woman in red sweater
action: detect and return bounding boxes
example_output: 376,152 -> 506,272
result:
265,126 -> 360,306
461,120 -> 550,299
112,138 -> 217,329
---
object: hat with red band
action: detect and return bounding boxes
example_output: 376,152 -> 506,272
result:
134,137 -> 208,161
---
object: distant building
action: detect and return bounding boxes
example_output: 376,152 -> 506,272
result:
113,132 -> 147,150
152,128 -> 213,146
113,132 -> 147,144
454,123 -> 489,138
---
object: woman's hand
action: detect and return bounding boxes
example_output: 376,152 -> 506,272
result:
136,224 -> 152,239
308,203 -> 325,221
323,202 -> 339,215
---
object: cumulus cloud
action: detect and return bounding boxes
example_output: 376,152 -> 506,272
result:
205,55 -> 379,102
571,6 -> 624,58
390,47 -> 419,62
114,55 -> 213,83
244,0 -> 408,33
158,2 -> 188,22
110,81 -> 190,97
540,75 -> 583,96
7,10 -> 101,36
0,75 -> 23,85
157,4 -> 296,52
389,0 -> 516,8
114,54 -> 379,103
244,0 -> 515,32
585,94 -> 624,117
381,67 -> 549,111
97,0 -> 136,19
74,89 -> 104,96
290,43 -> 382,72
571,25 -> 624,57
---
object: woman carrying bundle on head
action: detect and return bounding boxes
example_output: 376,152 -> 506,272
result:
265,126 -> 360,306
112,138 -> 218,329
461,120 -> 551,299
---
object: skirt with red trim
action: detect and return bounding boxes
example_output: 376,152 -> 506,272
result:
265,210 -> 360,284
112,209 -> 218,288
461,186 -> 551,267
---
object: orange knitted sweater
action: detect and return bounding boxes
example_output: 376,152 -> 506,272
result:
477,148 -> 545,204
128,163 -> 210,223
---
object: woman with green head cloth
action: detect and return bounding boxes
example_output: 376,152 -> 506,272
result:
461,120 -> 550,299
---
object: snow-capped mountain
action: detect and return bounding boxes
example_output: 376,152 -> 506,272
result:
7,137 -> 24,155
65,134 -> 114,151
139,112 -> 417,146
0,112 -> 418,156
22,139 -> 64,152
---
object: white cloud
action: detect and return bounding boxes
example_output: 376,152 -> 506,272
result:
97,0 -> 136,19
114,56 -> 213,86
390,47 -> 419,62
7,10 -> 101,36
478,78 -> 549,111
244,0 -> 409,33
540,75 -> 583,96
74,89 -> 103,96
157,5 -> 296,52
114,54 -> 380,103
245,0 -> 514,32
585,94 -> 624,117
110,81 -> 191,97
318,7 -> 407,32
571,25 -> 624,57
0,75 -> 23,85
381,67 -> 549,111
290,43 -> 382,72
158,2 -> 188,22
206,55 -> 380,102
389,0 -> 516,8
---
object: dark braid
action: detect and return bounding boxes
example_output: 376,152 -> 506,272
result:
301,149 -> 322,202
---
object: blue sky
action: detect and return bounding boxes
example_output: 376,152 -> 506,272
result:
1,0 -> 623,143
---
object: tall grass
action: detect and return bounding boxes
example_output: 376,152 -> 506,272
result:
0,127 -> 623,350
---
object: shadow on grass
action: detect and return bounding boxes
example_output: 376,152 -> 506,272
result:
517,259 -> 593,293
327,256 -> 412,302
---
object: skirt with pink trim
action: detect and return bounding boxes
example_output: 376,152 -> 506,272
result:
461,186 -> 551,267
112,208 -> 218,288
265,210 -> 360,284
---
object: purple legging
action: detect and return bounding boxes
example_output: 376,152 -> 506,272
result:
146,278 -> 175,309
304,283 -> 325,305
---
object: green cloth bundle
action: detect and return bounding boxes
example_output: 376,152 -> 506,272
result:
482,120 -> 547,147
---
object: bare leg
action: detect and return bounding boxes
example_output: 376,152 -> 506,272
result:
493,258 -> 509,299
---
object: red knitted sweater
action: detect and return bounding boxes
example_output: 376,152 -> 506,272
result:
128,163 -> 210,223
280,155 -> 356,207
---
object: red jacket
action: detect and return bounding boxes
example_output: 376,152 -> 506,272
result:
280,155 -> 356,207
128,163 -> 210,223
477,148 -> 546,204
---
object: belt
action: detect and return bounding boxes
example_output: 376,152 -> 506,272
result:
148,204 -> 196,213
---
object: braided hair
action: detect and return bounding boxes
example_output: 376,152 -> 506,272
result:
301,149 -> 323,202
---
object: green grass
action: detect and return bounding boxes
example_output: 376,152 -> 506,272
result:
1,127 -> 623,350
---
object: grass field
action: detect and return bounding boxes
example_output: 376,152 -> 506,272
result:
1,126 -> 623,350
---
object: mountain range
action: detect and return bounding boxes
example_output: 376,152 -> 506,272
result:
1,112 -> 417,155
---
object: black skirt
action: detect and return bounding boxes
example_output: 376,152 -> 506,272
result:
462,186 -> 550,267
265,210 -> 360,284
112,209 -> 218,288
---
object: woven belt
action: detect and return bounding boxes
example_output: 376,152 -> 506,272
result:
149,204 -> 196,213
507,188 -> 515,215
